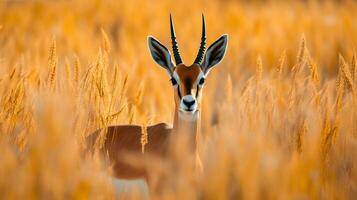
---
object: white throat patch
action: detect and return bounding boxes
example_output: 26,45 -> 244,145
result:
178,110 -> 199,122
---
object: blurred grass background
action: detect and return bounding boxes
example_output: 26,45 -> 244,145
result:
0,0 -> 356,199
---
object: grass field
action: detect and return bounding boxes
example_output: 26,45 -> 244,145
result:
0,0 -> 357,199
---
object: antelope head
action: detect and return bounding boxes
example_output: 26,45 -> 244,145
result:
148,15 -> 228,121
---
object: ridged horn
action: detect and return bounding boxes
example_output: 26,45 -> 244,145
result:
170,14 -> 183,65
194,14 -> 206,65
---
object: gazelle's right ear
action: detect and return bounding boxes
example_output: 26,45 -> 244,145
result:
148,36 -> 174,75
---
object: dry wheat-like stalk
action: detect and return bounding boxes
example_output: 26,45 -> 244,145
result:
111,63 -> 119,92
135,83 -> 144,106
94,50 -> 109,99
351,51 -> 356,82
141,121 -> 148,154
74,54 -> 81,86
101,29 -> 111,55
128,105 -> 135,124
320,113 -> 337,162
339,55 -> 355,95
255,55 -> 263,85
9,67 -> 16,80
94,128 -> 108,150
277,50 -> 286,79
64,57 -> 71,84
297,34 -> 306,65
105,63 -> 122,124
292,35 -> 306,79
335,58 -> 345,116
307,56 -> 320,88
106,105 -> 126,123
119,74 -> 128,103
3,79 -> 25,135
47,37 -> 57,90
296,119 -> 306,153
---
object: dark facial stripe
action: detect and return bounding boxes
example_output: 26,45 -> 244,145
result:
195,85 -> 199,98
184,78 -> 192,95
177,87 -> 182,99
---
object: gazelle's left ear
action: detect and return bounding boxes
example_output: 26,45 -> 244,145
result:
202,34 -> 228,74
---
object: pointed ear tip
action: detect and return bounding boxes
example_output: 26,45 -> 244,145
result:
148,36 -> 159,44
147,36 -> 156,49
222,34 -> 228,39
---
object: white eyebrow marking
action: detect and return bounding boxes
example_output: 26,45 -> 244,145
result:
172,71 -> 180,88
173,71 -> 180,82
196,71 -> 205,87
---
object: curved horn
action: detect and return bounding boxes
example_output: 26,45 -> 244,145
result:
170,14 -> 183,65
194,14 -> 206,65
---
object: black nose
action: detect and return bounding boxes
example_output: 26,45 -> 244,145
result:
182,99 -> 195,108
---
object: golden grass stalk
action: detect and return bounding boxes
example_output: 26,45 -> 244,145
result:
255,55 -> 263,84
307,56 -> 320,89
111,62 -> 119,92
335,60 -> 345,116
339,54 -> 355,95
9,67 -> 16,80
74,54 -> 81,86
47,37 -> 57,90
128,105 -> 135,124
3,79 -> 25,135
106,105 -> 126,123
105,62 -> 125,124
335,70 -> 345,113
135,82 -> 144,106
94,49 -> 109,99
277,50 -> 286,79
320,112 -> 338,162
352,50 -> 356,82
297,34 -> 306,65
141,120 -> 148,154
64,57 -> 71,84
296,119 -> 306,153
292,34 -> 306,79
101,29 -> 111,55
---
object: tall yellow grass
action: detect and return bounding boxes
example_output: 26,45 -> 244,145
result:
0,0 -> 357,199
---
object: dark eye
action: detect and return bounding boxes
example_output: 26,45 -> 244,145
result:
170,78 -> 178,86
199,78 -> 205,85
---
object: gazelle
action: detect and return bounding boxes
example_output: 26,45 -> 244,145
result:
87,14 -> 228,190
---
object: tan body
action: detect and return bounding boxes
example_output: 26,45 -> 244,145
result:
86,123 -> 172,179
